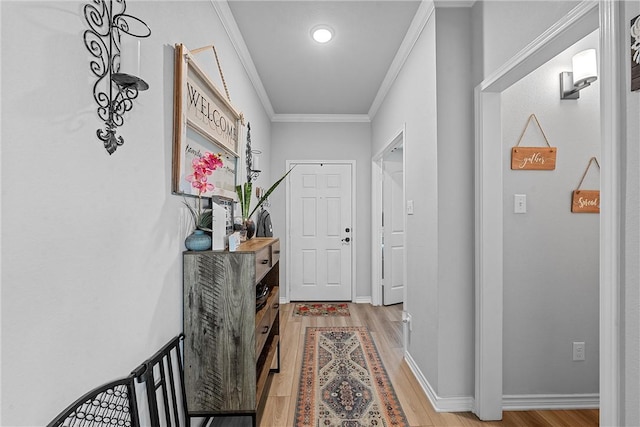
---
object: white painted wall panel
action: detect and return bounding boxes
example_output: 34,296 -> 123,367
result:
372,2 -> 440,390
501,30 -> 600,396
0,2 -> 272,425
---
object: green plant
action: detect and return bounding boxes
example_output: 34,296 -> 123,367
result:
236,166 -> 295,221
184,199 -> 212,231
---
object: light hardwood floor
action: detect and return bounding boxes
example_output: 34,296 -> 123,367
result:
258,302 -> 599,427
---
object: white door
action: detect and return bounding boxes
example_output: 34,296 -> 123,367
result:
382,149 -> 404,305
289,162 -> 353,301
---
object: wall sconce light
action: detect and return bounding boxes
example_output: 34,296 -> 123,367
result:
560,49 -> 598,100
84,0 -> 151,155
245,123 -> 262,182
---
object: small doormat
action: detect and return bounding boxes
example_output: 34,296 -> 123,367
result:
295,326 -> 408,426
293,302 -> 350,317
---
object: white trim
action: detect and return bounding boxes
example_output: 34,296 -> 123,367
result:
474,88 -> 503,422
211,1 -> 275,119
405,352 -> 475,413
405,349 -> 599,414
480,2 -> 598,93
502,394 -> 599,411
368,1 -> 435,119
598,1 -> 622,426
271,114 -> 370,123
371,158 -> 383,307
371,126 -> 406,307
285,160 -> 357,303
474,0 -> 618,422
214,0 -> 436,124
283,296 -> 371,305
353,296 -> 372,304
434,0 -> 476,8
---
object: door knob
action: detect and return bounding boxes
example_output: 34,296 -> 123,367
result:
342,237 -> 351,242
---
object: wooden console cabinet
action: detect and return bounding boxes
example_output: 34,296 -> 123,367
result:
183,238 -> 280,426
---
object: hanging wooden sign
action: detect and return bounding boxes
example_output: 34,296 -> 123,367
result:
511,114 -> 557,170
572,190 -> 600,213
571,157 -> 600,213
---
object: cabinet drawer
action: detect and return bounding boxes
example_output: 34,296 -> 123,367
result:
255,246 -> 271,283
270,287 -> 280,326
255,303 -> 272,358
271,240 -> 281,265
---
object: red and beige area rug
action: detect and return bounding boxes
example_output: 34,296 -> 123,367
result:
294,302 -> 351,317
295,326 -> 408,427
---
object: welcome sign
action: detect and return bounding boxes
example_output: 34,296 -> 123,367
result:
186,74 -> 238,155
172,43 -> 243,197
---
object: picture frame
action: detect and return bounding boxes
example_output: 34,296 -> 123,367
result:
172,43 -> 243,199
631,14 -> 640,92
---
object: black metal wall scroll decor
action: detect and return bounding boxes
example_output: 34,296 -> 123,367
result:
83,0 -> 151,155
632,14 -> 640,92
245,122 -> 261,183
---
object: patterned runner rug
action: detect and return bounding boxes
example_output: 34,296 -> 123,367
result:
295,326 -> 408,426
293,302 -> 351,316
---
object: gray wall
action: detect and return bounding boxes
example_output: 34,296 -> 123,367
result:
269,122 -> 372,301
622,2 -> 640,425
372,4 -> 440,391
502,30 -> 600,396
371,0 -> 607,404
477,1 -> 581,78
435,6 -> 475,398
2,0 -> 640,424
1,1 -> 272,425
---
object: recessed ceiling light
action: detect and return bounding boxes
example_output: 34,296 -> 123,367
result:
311,25 -> 333,43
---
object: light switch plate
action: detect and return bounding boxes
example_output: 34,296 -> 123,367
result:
407,200 -> 414,215
514,194 -> 527,214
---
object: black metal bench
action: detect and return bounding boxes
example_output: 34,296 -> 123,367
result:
48,334 -> 211,427
46,373 -> 141,427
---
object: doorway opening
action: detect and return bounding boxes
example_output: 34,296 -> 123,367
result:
372,128 -> 406,307
474,2 -> 621,425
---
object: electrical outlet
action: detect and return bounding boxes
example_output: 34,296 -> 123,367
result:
573,341 -> 585,361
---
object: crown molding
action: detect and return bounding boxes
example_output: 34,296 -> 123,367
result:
211,0 -> 276,119
368,0 -> 436,119
213,0 -> 435,124
271,114 -> 371,123
434,0 -> 476,8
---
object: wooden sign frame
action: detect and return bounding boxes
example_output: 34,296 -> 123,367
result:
571,157 -> 600,213
511,114 -> 557,170
172,43 -> 243,199
631,14 -> 640,92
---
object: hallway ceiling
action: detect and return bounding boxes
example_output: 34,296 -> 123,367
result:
220,0 -> 473,121
226,0 -> 420,119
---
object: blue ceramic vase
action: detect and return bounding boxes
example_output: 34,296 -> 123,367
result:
185,229 -> 212,251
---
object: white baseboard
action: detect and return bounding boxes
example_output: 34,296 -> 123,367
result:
404,351 -> 475,413
502,393 -> 599,411
404,351 -> 599,413
281,297 -> 372,304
